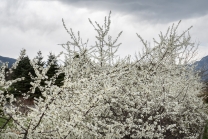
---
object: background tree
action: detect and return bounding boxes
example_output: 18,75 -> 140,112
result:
197,66 -> 208,103
10,54 -> 35,98
33,51 -> 45,98
46,52 -> 64,87
35,51 -> 45,67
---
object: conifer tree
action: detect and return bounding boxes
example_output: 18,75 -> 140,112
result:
10,55 -> 35,98
46,52 -> 58,79
35,51 -> 45,67
46,52 -> 64,87
33,51 -> 45,98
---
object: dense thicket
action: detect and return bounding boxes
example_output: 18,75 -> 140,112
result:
0,12 -> 207,139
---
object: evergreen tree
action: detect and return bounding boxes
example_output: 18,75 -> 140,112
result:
34,51 -> 45,98
54,72 -> 65,87
46,52 -> 58,79
46,52 -> 64,87
10,56 -> 35,98
35,51 -> 45,67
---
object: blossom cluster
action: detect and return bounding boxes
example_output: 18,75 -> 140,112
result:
0,12 -> 207,139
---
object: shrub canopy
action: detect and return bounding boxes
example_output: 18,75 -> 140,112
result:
0,12 -> 207,139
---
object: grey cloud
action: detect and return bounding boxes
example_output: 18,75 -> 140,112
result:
59,0 -> 208,23
0,0 -> 207,60
0,0 -> 60,35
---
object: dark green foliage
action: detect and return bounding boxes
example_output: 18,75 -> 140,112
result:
54,73 -> 65,87
8,51 -> 64,100
10,56 -> 35,98
202,121 -> 208,139
35,51 -> 45,67
33,51 -> 45,98
45,52 -> 64,87
46,52 -> 59,79
200,81 -> 208,103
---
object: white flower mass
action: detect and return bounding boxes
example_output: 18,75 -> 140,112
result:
0,12 -> 207,139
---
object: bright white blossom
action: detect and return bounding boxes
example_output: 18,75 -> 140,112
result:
0,12 -> 207,139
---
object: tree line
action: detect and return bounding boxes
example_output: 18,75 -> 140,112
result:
4,50 -> 64,101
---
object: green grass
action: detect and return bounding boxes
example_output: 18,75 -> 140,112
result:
0,86 -> 3,91
0,86 -> 14,92
0,117 -> 6,127
0,107 -> 13,130
0,116 -> 13,130
0,117 -> 7,127
202,121 -> 208,139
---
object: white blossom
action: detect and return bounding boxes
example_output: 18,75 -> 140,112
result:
0,12 -> 207,139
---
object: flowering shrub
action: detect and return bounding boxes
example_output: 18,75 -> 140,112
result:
0,12 -> 207,139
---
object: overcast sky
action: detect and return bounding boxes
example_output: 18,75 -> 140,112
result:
0,0 -> 208,62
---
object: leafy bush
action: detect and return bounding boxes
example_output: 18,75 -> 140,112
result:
0,12 -> 207,139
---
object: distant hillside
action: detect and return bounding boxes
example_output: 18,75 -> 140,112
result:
194,55 -> 208,82
0,56 -> 16,68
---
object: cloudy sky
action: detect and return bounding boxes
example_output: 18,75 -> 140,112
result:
0,0 -> 208,62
